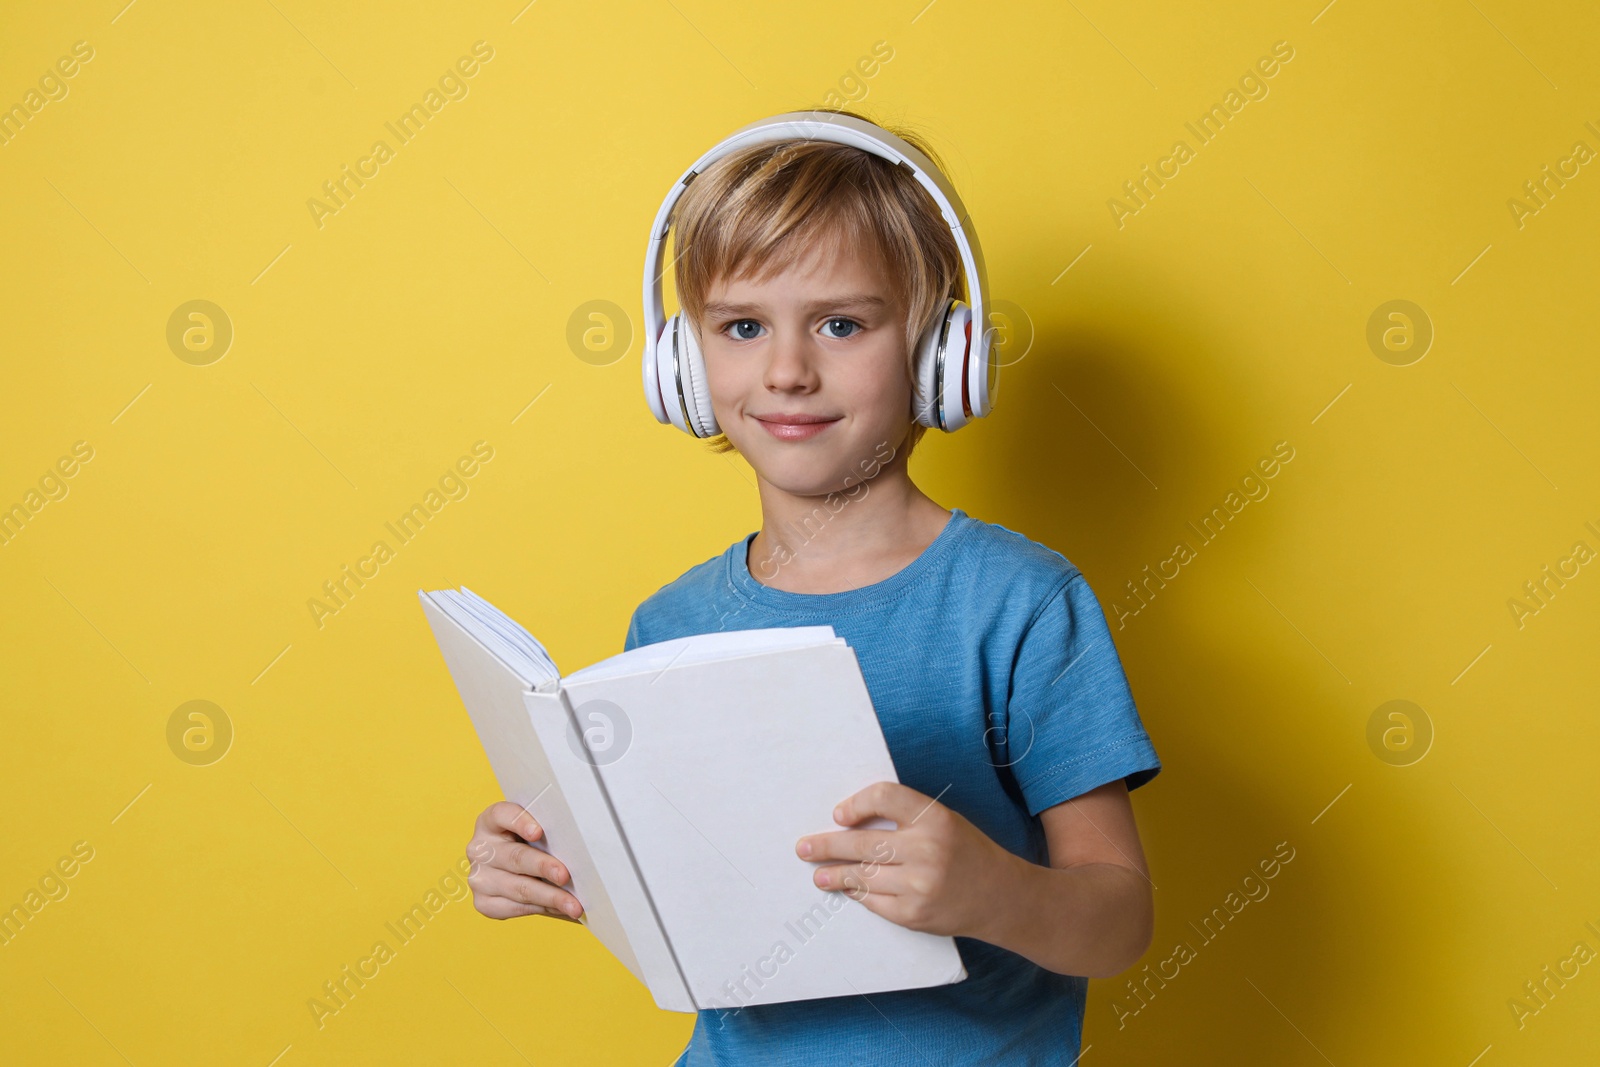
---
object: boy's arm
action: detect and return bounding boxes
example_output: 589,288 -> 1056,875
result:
972,778 -> 1154,978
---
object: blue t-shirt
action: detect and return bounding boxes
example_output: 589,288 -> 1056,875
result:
626,507 -> 1161,1067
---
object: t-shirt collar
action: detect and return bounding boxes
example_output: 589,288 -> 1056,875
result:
728,507 -> 970,615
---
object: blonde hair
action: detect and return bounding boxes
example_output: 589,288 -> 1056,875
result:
666,108 -> 967,456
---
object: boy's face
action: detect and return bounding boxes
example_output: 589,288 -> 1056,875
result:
695,232 -> 912,497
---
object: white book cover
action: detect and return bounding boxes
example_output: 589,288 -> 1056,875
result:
418,587 -> 968,1013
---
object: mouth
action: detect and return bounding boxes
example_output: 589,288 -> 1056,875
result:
751,412 -> 842,442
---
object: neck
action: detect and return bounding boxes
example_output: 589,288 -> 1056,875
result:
747,432 -> 951,593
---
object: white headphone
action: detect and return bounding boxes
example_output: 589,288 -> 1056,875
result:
641,110 -> 996,437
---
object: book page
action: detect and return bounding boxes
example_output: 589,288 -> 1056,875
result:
562,626 -> 840,686
426,586 -> 560,686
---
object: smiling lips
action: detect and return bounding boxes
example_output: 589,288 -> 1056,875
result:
752,412 -> 841,441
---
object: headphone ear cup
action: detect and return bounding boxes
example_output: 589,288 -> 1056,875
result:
938,301 -> 975,433
644,318 -> 670,425
677,317 -> 720,438
654,314 -> 690,434
912,306 -> 947,429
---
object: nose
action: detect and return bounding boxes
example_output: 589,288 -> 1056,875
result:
762,325 -> 820,395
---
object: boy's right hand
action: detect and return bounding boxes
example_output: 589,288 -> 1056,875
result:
467,801 -> 585,923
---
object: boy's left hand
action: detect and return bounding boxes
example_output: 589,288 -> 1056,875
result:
795,781 -> 1020,939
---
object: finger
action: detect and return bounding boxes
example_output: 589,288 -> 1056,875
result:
473,894 -> 582,923
470,866 -> 584,919
848,887 -> 925,929
482,838 -> 571,886
474,895 -> 550,920
481,800 -> 544,843
832,781 -> 929,828
465,836 -> 499,872
796,828 -> 898,865
815,863 -> 910,900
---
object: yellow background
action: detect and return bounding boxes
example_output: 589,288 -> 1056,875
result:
2,0 -> 1597,1062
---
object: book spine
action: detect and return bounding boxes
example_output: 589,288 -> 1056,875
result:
558,686 -> 698,1010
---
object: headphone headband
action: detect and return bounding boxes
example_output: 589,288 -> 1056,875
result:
641,111 -> 990,426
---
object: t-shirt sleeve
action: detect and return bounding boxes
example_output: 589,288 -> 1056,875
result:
1005,572 -> 1161,817
623,606 -> 644,652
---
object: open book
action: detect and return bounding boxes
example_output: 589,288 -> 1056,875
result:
418,586 -> 967,1013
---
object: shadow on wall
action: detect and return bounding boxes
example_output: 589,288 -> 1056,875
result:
961,299 -> 1432,1060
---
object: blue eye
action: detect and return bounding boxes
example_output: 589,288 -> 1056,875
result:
725,320 -> 763,341
824,318 -> 859,339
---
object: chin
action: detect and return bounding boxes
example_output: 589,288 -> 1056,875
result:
747,453 -> 837,496
770,477 -> 848,500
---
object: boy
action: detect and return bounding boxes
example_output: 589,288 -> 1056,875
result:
466,109 -> 1162,1065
